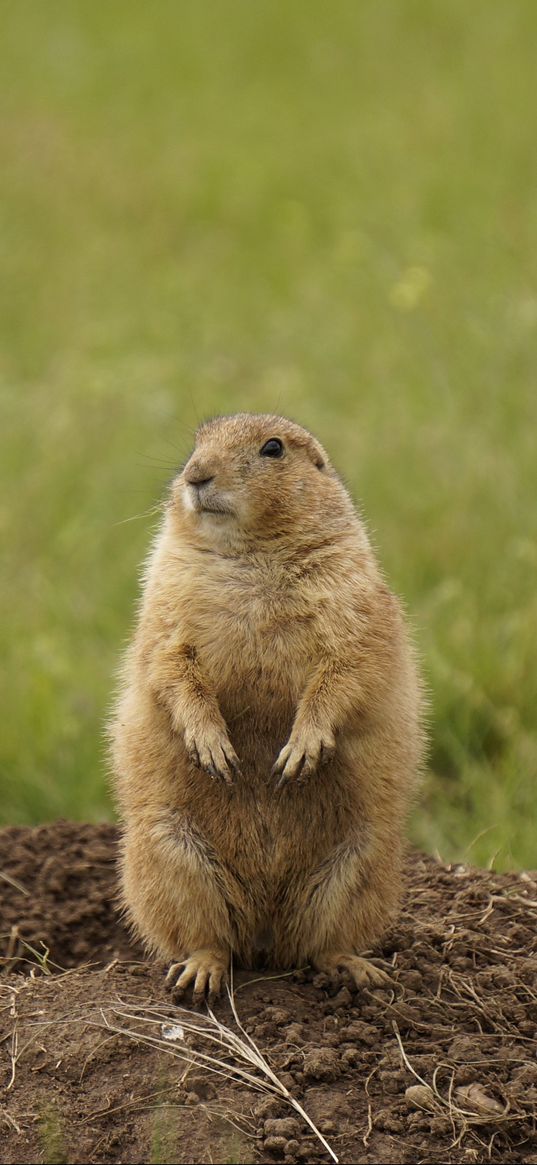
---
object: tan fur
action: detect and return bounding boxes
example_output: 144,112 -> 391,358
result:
110,413 -> 425,1000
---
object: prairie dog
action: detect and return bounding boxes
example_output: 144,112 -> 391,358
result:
111,413 -> 424,1001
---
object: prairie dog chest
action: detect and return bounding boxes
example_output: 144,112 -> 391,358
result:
182,552 -> 326,698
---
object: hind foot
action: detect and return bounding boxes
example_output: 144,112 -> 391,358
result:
165,947 -> 228,1005
314,951 -> 391,991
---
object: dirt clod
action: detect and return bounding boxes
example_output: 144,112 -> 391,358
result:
303,1048 -> 341,1082
265,1118 -> 301,1138
264,1135 -> 289,1152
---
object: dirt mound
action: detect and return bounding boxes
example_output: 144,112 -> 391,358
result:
0,821 -> 140,970
1,823 -> 536,1164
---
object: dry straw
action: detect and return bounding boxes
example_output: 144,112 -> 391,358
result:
99,974 -> 339,1164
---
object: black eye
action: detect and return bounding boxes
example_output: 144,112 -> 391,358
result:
260,438 -> 284,458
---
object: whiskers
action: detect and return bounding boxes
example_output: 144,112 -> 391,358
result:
113,501 -> 164,527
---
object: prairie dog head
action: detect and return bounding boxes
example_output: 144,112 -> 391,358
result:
171,413 -> 355,552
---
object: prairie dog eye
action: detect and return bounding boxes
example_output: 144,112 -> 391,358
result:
260,438 -> 284,458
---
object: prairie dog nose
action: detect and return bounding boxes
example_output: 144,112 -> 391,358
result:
184,461 -> 215,487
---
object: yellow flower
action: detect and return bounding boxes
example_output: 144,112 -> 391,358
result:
389,265 -> 431,311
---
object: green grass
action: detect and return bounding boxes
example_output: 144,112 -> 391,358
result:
39,1104 -> 67,1165
1,1 -> 536,869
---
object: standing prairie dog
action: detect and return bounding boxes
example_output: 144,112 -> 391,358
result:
111,413 -> 424,1002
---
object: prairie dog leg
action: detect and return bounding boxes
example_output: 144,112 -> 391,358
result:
274,839 -> 398,987
273,656 -> 368,785
150,641 -> 240,783
121,818 -> 254,1002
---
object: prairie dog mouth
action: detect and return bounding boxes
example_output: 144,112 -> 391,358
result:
184,482 -> 233,517
198,504 -> 232,516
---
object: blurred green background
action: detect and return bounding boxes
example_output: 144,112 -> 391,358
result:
1,0 -> 536,869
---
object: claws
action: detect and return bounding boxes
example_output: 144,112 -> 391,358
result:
272,730 -> 335,786
314,952 -> 392,991
166,950 -> 228,1005
185,731 -> 241,784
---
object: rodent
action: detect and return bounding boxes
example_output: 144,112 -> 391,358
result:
110,412 -> 424,1002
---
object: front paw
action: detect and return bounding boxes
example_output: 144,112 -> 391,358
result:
185,726 -> 240,784
272,726 -> 335,786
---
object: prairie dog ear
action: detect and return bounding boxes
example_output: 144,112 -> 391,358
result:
304,435 -> 327,470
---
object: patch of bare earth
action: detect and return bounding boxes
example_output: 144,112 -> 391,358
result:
0,822 -> 536,1164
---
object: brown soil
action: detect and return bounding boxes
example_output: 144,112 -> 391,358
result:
1,822 -> 536,1165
